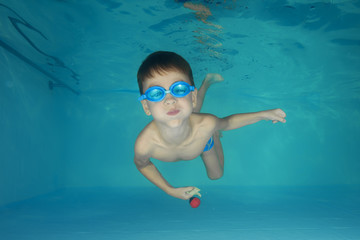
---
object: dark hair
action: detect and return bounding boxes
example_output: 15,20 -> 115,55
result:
137,51 -> 194,94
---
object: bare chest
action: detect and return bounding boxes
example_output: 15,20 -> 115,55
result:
151,136 -> 212,162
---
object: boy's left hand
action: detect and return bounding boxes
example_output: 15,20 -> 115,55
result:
266,108 -> 286,124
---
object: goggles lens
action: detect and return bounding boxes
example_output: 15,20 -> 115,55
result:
172,84 -> 189,97
138,81 -> 194,102
148,88 -> 164,100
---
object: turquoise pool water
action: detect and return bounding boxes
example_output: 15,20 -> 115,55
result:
1,0 -> 360,239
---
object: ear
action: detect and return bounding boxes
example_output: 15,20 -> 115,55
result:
192,88 -> 198,109
141,100 -> 152,116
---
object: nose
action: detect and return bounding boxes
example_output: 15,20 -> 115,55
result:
163,93 -> 176,105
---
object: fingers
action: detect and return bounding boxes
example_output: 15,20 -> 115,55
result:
273,109 -> 286,123
185,187 -> 202,198
273,118 -> 286,124
172,187 -> 201,200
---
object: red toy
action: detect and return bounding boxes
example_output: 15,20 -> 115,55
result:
189,197 -> 201,208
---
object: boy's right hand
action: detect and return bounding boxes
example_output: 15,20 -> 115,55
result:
169,187 -> 201,200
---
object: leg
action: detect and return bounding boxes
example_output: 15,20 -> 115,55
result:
194,73 -> 224,113
201,131 -> 224,180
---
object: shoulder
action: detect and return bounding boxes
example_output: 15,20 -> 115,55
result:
191,113 -> 219,130
134,122 -> 157,169
134,121 -> 156,158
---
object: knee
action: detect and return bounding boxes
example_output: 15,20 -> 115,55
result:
208,171 -> 223,180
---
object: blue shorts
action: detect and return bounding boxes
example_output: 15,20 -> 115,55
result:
203,137 -> 214,152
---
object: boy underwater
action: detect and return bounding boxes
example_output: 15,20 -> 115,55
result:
134,51 -> 286,200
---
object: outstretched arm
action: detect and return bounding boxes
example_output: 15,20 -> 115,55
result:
134,157 -> 199,200
217,108 -> 286,131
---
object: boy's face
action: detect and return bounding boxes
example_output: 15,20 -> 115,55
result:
140,70 -> 197,127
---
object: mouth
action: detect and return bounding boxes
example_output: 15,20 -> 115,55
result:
167,109 -> 180,116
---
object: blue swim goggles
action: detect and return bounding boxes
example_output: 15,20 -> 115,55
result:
138,81 -> 195,102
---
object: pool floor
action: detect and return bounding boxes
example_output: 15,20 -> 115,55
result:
1,186 -> 359,240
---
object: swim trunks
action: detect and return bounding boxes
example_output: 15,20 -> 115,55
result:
203,137 -> 214,152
